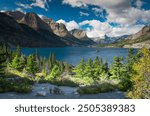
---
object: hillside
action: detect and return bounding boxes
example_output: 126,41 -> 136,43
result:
108,25 -> 150,48
0,11 -> 95,47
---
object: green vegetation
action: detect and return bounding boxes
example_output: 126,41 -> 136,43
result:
127,48 -> 150,99
0,44 -> 7,77
0,43 -> 149,98
77,83 -> 115,94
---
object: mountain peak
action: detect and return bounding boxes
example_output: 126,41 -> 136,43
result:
70,29 -> 88,40
4,11 -> 25,21
20,12 -> 51,32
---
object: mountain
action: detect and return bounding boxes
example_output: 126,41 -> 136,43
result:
109,25 -> 150,48
0,12 -> 65,47
19,12 -> 51,32
95,35 -> 129,44
0,11 -> 95,47
43,17 -> 95,46
69,29 -> 95,45
43,17 -> 69,37
4,11 -> 25,21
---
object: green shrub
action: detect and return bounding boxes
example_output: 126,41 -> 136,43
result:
0,78 -> 32,93
49,78 -> 78,87
13,84 -> 32,93
117,79 -> 132,92
77,83 -> 115,94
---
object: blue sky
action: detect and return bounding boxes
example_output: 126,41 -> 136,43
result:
0,0 -> 150,38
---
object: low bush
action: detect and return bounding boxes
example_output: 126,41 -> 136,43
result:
49,78 -> 79,87
117,79 -> 132,92
77,83 -> 116,94
0,78 -> 32,93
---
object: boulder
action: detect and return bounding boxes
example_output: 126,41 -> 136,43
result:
36,91 -> 47,97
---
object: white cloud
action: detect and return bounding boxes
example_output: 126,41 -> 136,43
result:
56,19 -> 145,38
37,14 -> 44,18
79,11 -> 89,16
108,25 -> 144,37
92,7 -> 105,18
16,3 -> 32,9
0,10 -> 6,12
31,0 -> 50,11
107,7 -> 150,26
57,19 -> 66,24
62,0 -> 87,7
79,20 -> 112,38
15,8 -> 25,13
92,7 -> 103,13
57,19 -> 79,31
62,0 -> 150,39
79,20 -> 145,38
16,0 -> 51,11
62,0 -> 150,26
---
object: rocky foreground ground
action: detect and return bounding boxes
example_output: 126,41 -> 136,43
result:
0,83 -> 125,99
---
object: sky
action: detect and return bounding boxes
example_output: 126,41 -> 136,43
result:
0,0 -> 150,38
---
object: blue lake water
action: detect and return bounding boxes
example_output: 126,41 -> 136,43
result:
20,47 -> 133,66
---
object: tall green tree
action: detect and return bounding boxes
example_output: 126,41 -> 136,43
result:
93,57 -> 102,80
73,58 -> 86,78
26,54 -> 39,75
11,55 -> 21,70
10,45 -> 26,71
48,53 -> 57,73
84,58 -> 94,79
0,45 -> 7,77
110,57 -> 126,79
15,45 -> 21,57
47,65 -> 62,81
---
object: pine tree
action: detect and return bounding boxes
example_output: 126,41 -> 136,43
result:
15,45 -> 21,57
73,58 -> 86,78
47,65 -> 62,80
110,57 -> 126,79
11,55 -> 20,70
0,45 -> 7,77
19,55 -> 26,71
102,60 -> 109,79
10,45 -> 26,71
93,56 -> 100,67
59,61 -> 65,72
93,57 -> 102,80
35,49 -> 40,67
126,48 -> 135,73
26,54 -> 39,75
84,58 -> 94,79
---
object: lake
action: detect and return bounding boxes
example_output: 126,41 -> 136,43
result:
20,47 -> 133,66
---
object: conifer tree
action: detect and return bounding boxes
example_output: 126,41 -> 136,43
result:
84,58 -> 94,79
26,54 -> 39,75
93,57 -> 102,80
15,45 -> 21,57
0,45 -> 7,77
110,57 -> 126,79
10,45 -> 26,71
47,65 -> 62,80
126,48 -> 135,72
73,58 -> 86,78
11,55 -> 22,71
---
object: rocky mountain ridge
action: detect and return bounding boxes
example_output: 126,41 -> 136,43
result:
0,11 -> 95,47
109,25 -> 150,48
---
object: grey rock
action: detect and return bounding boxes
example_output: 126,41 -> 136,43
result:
36,91 -> 47,97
